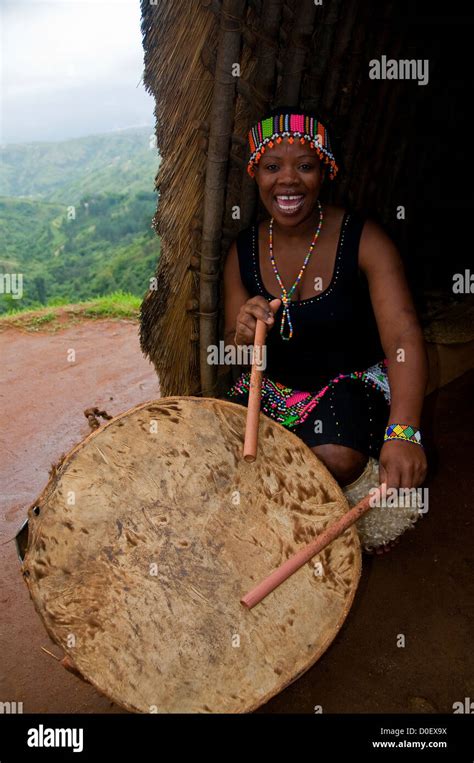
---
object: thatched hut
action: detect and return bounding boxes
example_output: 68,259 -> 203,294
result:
139,0 -> 473,398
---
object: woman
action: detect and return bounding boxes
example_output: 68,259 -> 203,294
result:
223,106 -> 428,551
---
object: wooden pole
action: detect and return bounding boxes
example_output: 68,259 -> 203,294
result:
199,0 -> 248,397
276,0 -> 317,106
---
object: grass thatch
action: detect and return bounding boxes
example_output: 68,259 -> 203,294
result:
139,0 -> 218,396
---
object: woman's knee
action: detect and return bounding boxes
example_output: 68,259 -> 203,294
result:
311,443 -> 367,486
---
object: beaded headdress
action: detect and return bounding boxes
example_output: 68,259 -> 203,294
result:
247,108 -> 339,180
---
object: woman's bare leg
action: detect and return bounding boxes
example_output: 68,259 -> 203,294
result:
310,443 -> 368,486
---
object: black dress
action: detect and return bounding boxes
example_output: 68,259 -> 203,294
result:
225,210 -> 391,457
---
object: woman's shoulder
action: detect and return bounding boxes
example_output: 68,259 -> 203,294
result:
227,223 -> 257,270
233,221 -> 256,248
227,223 -> 254,260
323,204 -> 349,233
358,216 -> 401,275
326,203 -> 369,229
325,202 -> 347,218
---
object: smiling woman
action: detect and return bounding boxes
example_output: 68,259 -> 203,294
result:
223,105 -> 429,552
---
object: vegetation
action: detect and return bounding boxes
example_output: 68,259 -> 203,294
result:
0,291 -> 141,332
0,127 -> 161,315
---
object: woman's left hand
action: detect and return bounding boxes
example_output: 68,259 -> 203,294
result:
379,441 -> 427,488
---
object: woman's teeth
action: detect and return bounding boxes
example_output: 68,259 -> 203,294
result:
274,195 -> 305,213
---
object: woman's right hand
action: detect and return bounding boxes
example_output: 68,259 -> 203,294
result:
235,297 -> 281,345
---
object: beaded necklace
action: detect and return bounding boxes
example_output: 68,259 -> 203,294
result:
269,200 -> 323,340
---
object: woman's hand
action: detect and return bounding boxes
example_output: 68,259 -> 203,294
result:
235,297 -> 281,345
379,440 -> 427,488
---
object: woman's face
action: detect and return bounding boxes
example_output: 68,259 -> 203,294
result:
254,139 -> 326,226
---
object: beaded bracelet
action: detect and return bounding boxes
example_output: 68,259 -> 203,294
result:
384,424 -> 423,447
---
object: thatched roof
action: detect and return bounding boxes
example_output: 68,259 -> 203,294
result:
139,0 -> 446,397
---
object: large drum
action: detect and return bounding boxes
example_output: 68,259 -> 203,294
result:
21,397 -> 361,713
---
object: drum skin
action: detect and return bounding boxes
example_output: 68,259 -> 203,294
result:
22,397 -> 361,713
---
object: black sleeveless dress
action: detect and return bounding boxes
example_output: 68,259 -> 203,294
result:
225,210 -> 391,457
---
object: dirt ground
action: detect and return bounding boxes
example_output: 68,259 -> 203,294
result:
0,320 -> 472,713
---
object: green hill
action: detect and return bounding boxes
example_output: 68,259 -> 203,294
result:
0,127 -> 161,314
0,126 -> 160,202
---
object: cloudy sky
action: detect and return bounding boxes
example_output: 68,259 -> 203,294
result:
0,0 -> 154,144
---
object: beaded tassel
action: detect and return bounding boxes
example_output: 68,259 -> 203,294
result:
269,200 -> 323,340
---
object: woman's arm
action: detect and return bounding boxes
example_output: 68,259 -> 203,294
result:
223,241 -> 251,347
359,219 -> 428,488
223,241 -> 278,347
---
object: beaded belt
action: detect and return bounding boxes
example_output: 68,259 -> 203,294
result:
226,360 -> 391,429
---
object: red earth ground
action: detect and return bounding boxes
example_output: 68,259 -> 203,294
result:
0,319 -> 472,713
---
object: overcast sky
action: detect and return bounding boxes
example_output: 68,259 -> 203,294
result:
0,0 -> 154,144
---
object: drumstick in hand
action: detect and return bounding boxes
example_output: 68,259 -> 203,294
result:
242,299 -> 281,462
243,318 -> 268,462
241,488 -> 382,608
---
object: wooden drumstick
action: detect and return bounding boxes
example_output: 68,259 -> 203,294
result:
241,489 -> 381,609
243,318 -> 268,462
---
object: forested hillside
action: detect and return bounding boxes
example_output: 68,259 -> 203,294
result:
0,127 -> 160,313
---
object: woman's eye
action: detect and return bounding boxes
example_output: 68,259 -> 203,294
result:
263,163 -> 314,171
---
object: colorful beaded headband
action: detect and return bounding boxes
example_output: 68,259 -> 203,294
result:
247,112 -> 339,179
